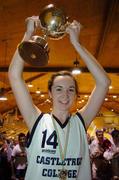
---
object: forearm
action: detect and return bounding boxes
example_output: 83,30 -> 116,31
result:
73,41 -> 111,87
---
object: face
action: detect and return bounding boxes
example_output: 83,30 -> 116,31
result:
113,136 -> 119,146
96,131 -> 104,142
19,136 -> 26,147
49,75 -> 77,111
87,133 -> 91,144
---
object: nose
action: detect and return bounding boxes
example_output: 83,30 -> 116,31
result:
62,89 -> 69,98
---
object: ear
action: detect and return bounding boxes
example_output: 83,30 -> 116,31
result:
48,91 -> 52,99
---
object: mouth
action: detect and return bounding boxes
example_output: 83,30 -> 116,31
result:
59,100 -> 70,105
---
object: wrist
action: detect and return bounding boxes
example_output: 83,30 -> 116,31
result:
72,40 -> 82,50
23,32 -> 33,41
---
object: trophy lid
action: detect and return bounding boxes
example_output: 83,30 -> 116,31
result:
39,4 -> 68,39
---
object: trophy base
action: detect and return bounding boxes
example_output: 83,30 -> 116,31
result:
18,41 -> 49,66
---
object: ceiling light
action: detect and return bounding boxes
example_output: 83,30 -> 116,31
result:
28,82 -> 33,87
72,68 -> 81,75
105,98 -> 108,101
109,86 -> 113,89
84,95 -> 88,98
36,88 -> 41,94
40,94 -> 45,98
113,95 -> 117,98
0,96 -> 8,101
45,99 -> 51,103
72,57 -> 81,75
0,88 -> 8,101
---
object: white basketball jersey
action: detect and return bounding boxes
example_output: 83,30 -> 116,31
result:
25,113 -> 91,180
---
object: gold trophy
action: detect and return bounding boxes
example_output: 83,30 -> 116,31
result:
18,4 -> 69,66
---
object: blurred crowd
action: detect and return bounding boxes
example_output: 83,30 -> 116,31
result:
0,128 -> 119,180
87,128 -> 119,180
0,132 -> 27,180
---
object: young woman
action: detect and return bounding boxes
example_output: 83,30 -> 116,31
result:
8,16 -> 111,180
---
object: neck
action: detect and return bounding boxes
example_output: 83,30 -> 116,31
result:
52,110 -> 70,123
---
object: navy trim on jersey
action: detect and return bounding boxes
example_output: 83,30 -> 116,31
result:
52,114 -> 71,129
76,112 -> 86,131
26,113 -> 44,148
26,112 -> 86,148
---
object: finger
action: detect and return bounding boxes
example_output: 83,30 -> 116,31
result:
65,26 -> 72,33
25,16 -> 39,23
31,15 -> 39,20
72,20 -> 83,29
38,19 -> 47,30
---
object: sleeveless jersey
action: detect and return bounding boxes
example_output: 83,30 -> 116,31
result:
25,113 -> 91,180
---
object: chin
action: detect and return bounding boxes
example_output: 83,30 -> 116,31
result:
59,105 -> 71,111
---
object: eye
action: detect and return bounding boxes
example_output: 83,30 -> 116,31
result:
69,88 -> 75,92
55,87 -> 62,91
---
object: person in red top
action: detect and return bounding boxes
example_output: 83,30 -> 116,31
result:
104,129 -> 119,179
90,129 -> 112,179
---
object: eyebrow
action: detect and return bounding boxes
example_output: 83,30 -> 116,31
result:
53,85 -> 75,88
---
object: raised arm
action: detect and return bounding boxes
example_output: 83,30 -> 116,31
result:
66,20 -> 111,128
8,17 -> 41,131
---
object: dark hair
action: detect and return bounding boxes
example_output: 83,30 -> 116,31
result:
96,129 -> 103,135
18,133 -> 25,140
111,129 -> 119,139
48,71 -> 78,95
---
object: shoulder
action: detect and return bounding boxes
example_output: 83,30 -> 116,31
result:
26,113 -> 52,148
32,113 -> 51,127
12,144 -> 19,156
90,139 -> 97,146
73,112 -> 86,131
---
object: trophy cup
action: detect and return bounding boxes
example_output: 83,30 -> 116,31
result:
18,4 -> 69,66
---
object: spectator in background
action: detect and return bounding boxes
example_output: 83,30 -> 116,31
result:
90,129 -> 111,159
87,133 -> 92,146
0,113 -> 4,127
104,129 -> 119,179
11,133 -> 27,180
90,129 -> 112,179
5,139 -> 13,163
0,140 -> 12,180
